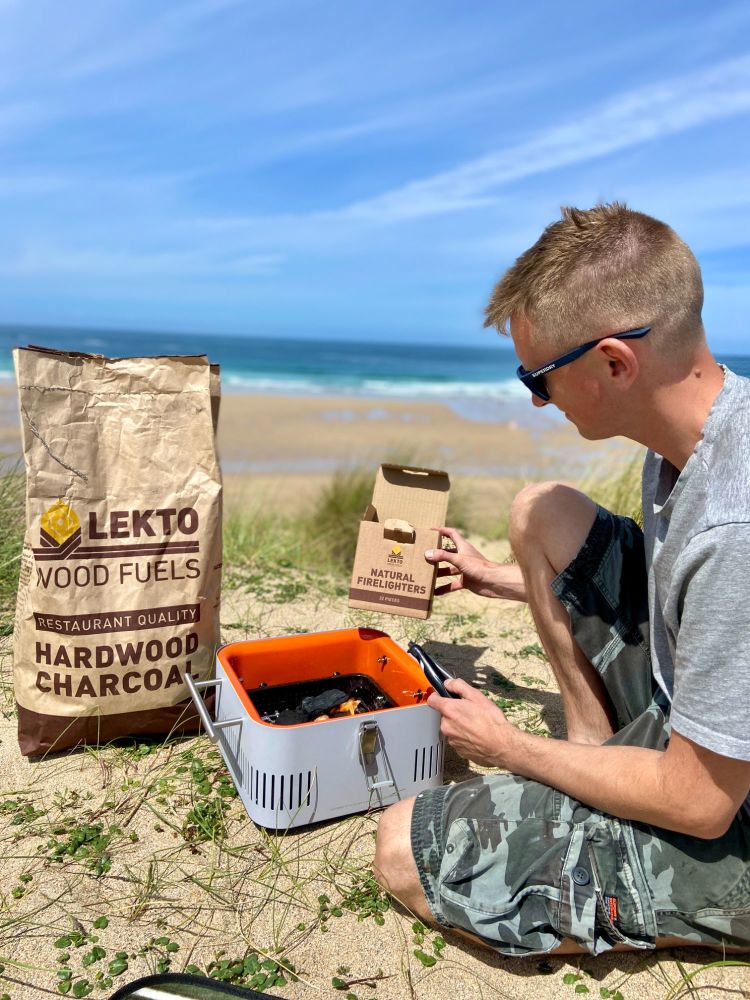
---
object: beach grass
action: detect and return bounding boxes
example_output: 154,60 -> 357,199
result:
0,468 -> 24,634
584,452 -> 644,526
0,455 -> 646,627
223,463 -> 472,591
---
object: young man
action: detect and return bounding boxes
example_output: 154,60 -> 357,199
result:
373,204 -> 750,956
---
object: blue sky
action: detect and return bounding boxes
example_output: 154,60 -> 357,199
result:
1,0 -> 749,350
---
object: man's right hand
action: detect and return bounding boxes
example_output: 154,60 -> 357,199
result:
425,526 -> 527,601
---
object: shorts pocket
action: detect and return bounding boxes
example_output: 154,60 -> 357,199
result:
587,820 -> 656,949
436,817 -> 606,956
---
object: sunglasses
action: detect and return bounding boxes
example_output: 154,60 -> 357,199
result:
516,326 -> 651,401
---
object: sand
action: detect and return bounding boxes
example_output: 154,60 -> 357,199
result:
2,579 -> 746,1000
216,392 -> 601,474
1,385 -> 745,1000
1,381 -> 636,508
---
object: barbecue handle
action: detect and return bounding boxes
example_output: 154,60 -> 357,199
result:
184,674 -> 245,744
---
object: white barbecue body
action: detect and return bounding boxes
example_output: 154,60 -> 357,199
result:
189,657 -> 445,829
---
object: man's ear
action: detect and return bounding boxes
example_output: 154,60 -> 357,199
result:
596,338 -> 639,390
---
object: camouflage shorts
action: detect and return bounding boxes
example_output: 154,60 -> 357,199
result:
411,507 -> 750,956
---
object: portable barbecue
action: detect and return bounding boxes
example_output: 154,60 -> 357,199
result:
185,627 -> 444,829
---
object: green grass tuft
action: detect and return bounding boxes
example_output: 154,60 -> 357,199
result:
222,453 -> 647,594
223,459 -> 473,585
0,456 -> 647,618
223,505 -> 304,572
305,465 -> 376,571
0,469 -> 24,630
584,451 -> 645,527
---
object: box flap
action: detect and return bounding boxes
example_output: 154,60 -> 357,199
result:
371,464 -> 450,527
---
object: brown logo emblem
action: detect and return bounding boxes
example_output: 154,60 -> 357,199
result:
33,502 -> 200,562
38,500 -> 82,557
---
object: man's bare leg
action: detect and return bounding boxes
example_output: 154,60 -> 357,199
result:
372,796 -> 433,922
509,482 -> 616,744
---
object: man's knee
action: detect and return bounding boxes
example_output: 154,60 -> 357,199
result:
374,797 -> 436,922
509,481 -> 597,574
373,797 -> 418,895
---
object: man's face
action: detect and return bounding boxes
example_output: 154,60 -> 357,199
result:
510,315 -> 606,439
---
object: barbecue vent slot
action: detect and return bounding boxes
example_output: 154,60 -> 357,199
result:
250,766 -> 314,811
413,742 -> 442,782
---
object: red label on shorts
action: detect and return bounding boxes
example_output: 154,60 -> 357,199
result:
605,895 -> 619,923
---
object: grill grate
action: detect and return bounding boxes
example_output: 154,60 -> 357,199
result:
247,674 -> 394,725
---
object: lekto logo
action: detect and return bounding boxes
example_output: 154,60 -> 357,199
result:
387,543 -> 404,565
33,499 -> 200,562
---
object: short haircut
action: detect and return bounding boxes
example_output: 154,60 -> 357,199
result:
484,203 -> 705,354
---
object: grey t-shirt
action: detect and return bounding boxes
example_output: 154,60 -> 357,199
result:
642,367 -> 750,807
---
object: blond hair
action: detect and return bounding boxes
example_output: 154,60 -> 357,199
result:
484,203 -> 704,353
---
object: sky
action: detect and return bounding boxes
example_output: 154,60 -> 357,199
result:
1,0 -> 749,351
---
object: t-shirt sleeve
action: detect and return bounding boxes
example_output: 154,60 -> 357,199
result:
670,523 -> 750,760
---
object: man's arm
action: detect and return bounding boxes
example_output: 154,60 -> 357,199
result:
426,526 -> 527,601
431,680 -> 750,838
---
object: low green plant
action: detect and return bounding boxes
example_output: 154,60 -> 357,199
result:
332,964 -> 390,994
563,969 -> 594,994
411,920 -> 446,968
517,642 -> 546,659
521,673 -> 548,687
138,935 -> 180,975
179,750 -> 238,843
11,872 -> 33,899
53,917 -> 130,996
44,821 -> 119,877
186,950 -> 296,991
484,684 -> 549,737
183,797 -> 227,843
317,892 -> 343,931
0,797 -> 46,828
339,873 -> 390,924
445,612 -> 488,642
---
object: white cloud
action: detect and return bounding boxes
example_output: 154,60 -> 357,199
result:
5,34 -> 750,292
5,242 -> 284,278
189,52 -> 750,242
453,167 -> 750,261
62,0 -> 252,80
238,76 -> 534,163
334,55 -> 750,223
10,51 -> 750,280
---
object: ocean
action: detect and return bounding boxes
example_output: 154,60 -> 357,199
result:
2,324 -> 749,418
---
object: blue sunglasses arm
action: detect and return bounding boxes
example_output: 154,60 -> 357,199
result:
521,341 -> 594,380
519,326 -> 651,380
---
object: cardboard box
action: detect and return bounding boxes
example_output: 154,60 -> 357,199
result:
348,464 -> 450,619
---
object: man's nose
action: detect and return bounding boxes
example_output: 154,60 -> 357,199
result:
532,394 -> 548,408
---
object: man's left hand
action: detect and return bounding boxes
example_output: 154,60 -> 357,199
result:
427,679 -> 518,768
